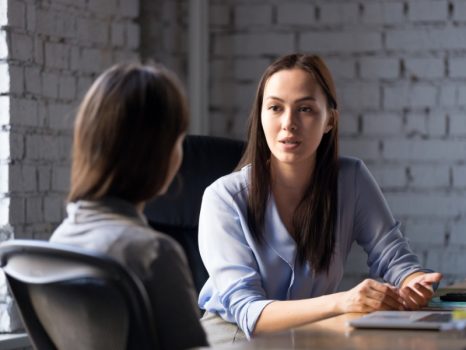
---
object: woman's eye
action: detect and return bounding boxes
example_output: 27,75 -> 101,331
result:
299,106 -> 314,113
268,105 -> 281,112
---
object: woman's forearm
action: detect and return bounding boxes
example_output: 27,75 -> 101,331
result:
253,292 -> 342,335
253,278 -> 407,335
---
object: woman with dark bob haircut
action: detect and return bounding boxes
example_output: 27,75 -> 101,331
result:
197,53 -> 442,344
50,63 -> 207,350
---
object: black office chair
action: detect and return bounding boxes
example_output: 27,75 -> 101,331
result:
0,239 -> 158,350
144,135 -> 245,293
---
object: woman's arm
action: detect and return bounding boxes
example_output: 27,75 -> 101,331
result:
198,184 -> 273,338
254,278 -> 404,334
352,160 -> 432,286
350,160 -> 442,310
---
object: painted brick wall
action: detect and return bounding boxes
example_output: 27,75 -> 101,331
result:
0,2 -> 10,227
140,0 -> 187,85
4,0 -> 140,239
3,0 -> 466,289
207,0 -> 466,287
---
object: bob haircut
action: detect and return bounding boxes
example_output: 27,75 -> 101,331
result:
237,53 -> 339,273
68,62 -> 188,204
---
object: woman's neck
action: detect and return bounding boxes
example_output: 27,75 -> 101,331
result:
269,158 -> 315,233
270,157 -> 315,197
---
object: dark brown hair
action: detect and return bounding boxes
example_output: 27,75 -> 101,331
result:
68,62 -> 188,204
237,53 -> 339,273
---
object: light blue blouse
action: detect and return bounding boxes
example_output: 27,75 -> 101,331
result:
198,157 -> 428,338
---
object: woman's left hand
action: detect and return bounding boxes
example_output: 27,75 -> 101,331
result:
399,272 -> 443,310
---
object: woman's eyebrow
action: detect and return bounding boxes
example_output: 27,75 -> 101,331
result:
264,96 -> 317,102
264,96 -> 284,102
295,96 -> 317,102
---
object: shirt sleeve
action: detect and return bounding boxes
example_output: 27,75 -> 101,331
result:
352,160 -> 431,287
198,184 -> 274,339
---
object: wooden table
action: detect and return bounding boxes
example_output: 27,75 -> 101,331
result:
205,313 -> 466,349
200,283 -> 466,349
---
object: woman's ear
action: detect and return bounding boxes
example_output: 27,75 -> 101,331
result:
325,109 -> 338,133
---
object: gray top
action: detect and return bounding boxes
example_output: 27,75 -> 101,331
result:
50,197 -> 207,350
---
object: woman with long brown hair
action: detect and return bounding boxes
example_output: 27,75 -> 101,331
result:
50,63 -> 207,350
198,53 -> 441,344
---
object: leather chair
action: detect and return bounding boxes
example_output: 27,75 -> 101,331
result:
144,135 -> 245,293
0,239 -> 158,350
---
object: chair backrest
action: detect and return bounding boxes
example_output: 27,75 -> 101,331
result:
0,239 -> 158,350
144,135 -> 245,293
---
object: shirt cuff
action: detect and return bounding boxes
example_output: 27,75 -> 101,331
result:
245,299 -> 275,339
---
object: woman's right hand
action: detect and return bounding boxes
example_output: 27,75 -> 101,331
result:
337,279 -> 405,313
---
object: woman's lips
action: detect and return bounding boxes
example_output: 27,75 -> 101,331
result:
279,139 -> 301,150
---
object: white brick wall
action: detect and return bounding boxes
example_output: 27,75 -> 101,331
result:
0,0 -> 9,235
360,57 -> 399,79
0,63 -> 9,93
277,3 -> 315,26
405,57 -> 444,79
408,0 -> 448,22
300,31 -> 382,54
3,0 -> 140,240
362,113 -> 402,135
318,3 -> 359,25
234,5 -> 272,27
361,2 -> 404,25
453,0 -> 466,21
2,0 -> 466,290
214,33 -> 294,57
449,57 -> 466,78
139,0 -> 187,83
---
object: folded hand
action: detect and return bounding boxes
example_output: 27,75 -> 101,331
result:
339,278 -> 405,313
400,272 -> 443,310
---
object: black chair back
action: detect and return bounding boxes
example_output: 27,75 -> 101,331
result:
144,135 -> 245,293
0,240 -> 158,350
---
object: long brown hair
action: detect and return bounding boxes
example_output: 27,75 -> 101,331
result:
68,62 -> 188,203
237,53 -> 339,273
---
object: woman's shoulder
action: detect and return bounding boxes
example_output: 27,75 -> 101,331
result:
338,156 -> 373,185
338,156 -> 369,176
205,164 -> 250,199
339,155 -> 364,170
113,225 -> 189,271
124,225 -> 184,254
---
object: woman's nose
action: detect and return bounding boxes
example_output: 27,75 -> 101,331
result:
282,109 -> 297,131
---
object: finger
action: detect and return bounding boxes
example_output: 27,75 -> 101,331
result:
364,294 -> 399,311
399,289 -> 419,310
405,282 -> 434,306
375,290 -> 404,310
376,282 -> 404,303
367,280 -> 400,299
401,286 -> 429,309
357,279 -> 405,310
413,282 -> 434,299
366,284 -> 404,310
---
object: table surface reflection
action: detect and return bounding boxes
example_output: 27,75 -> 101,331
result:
201,283 -> 466,349
203,313 -> 466,349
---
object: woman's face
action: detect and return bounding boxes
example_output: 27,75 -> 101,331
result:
158,133 -> 185,195
261,68 -> 333,170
